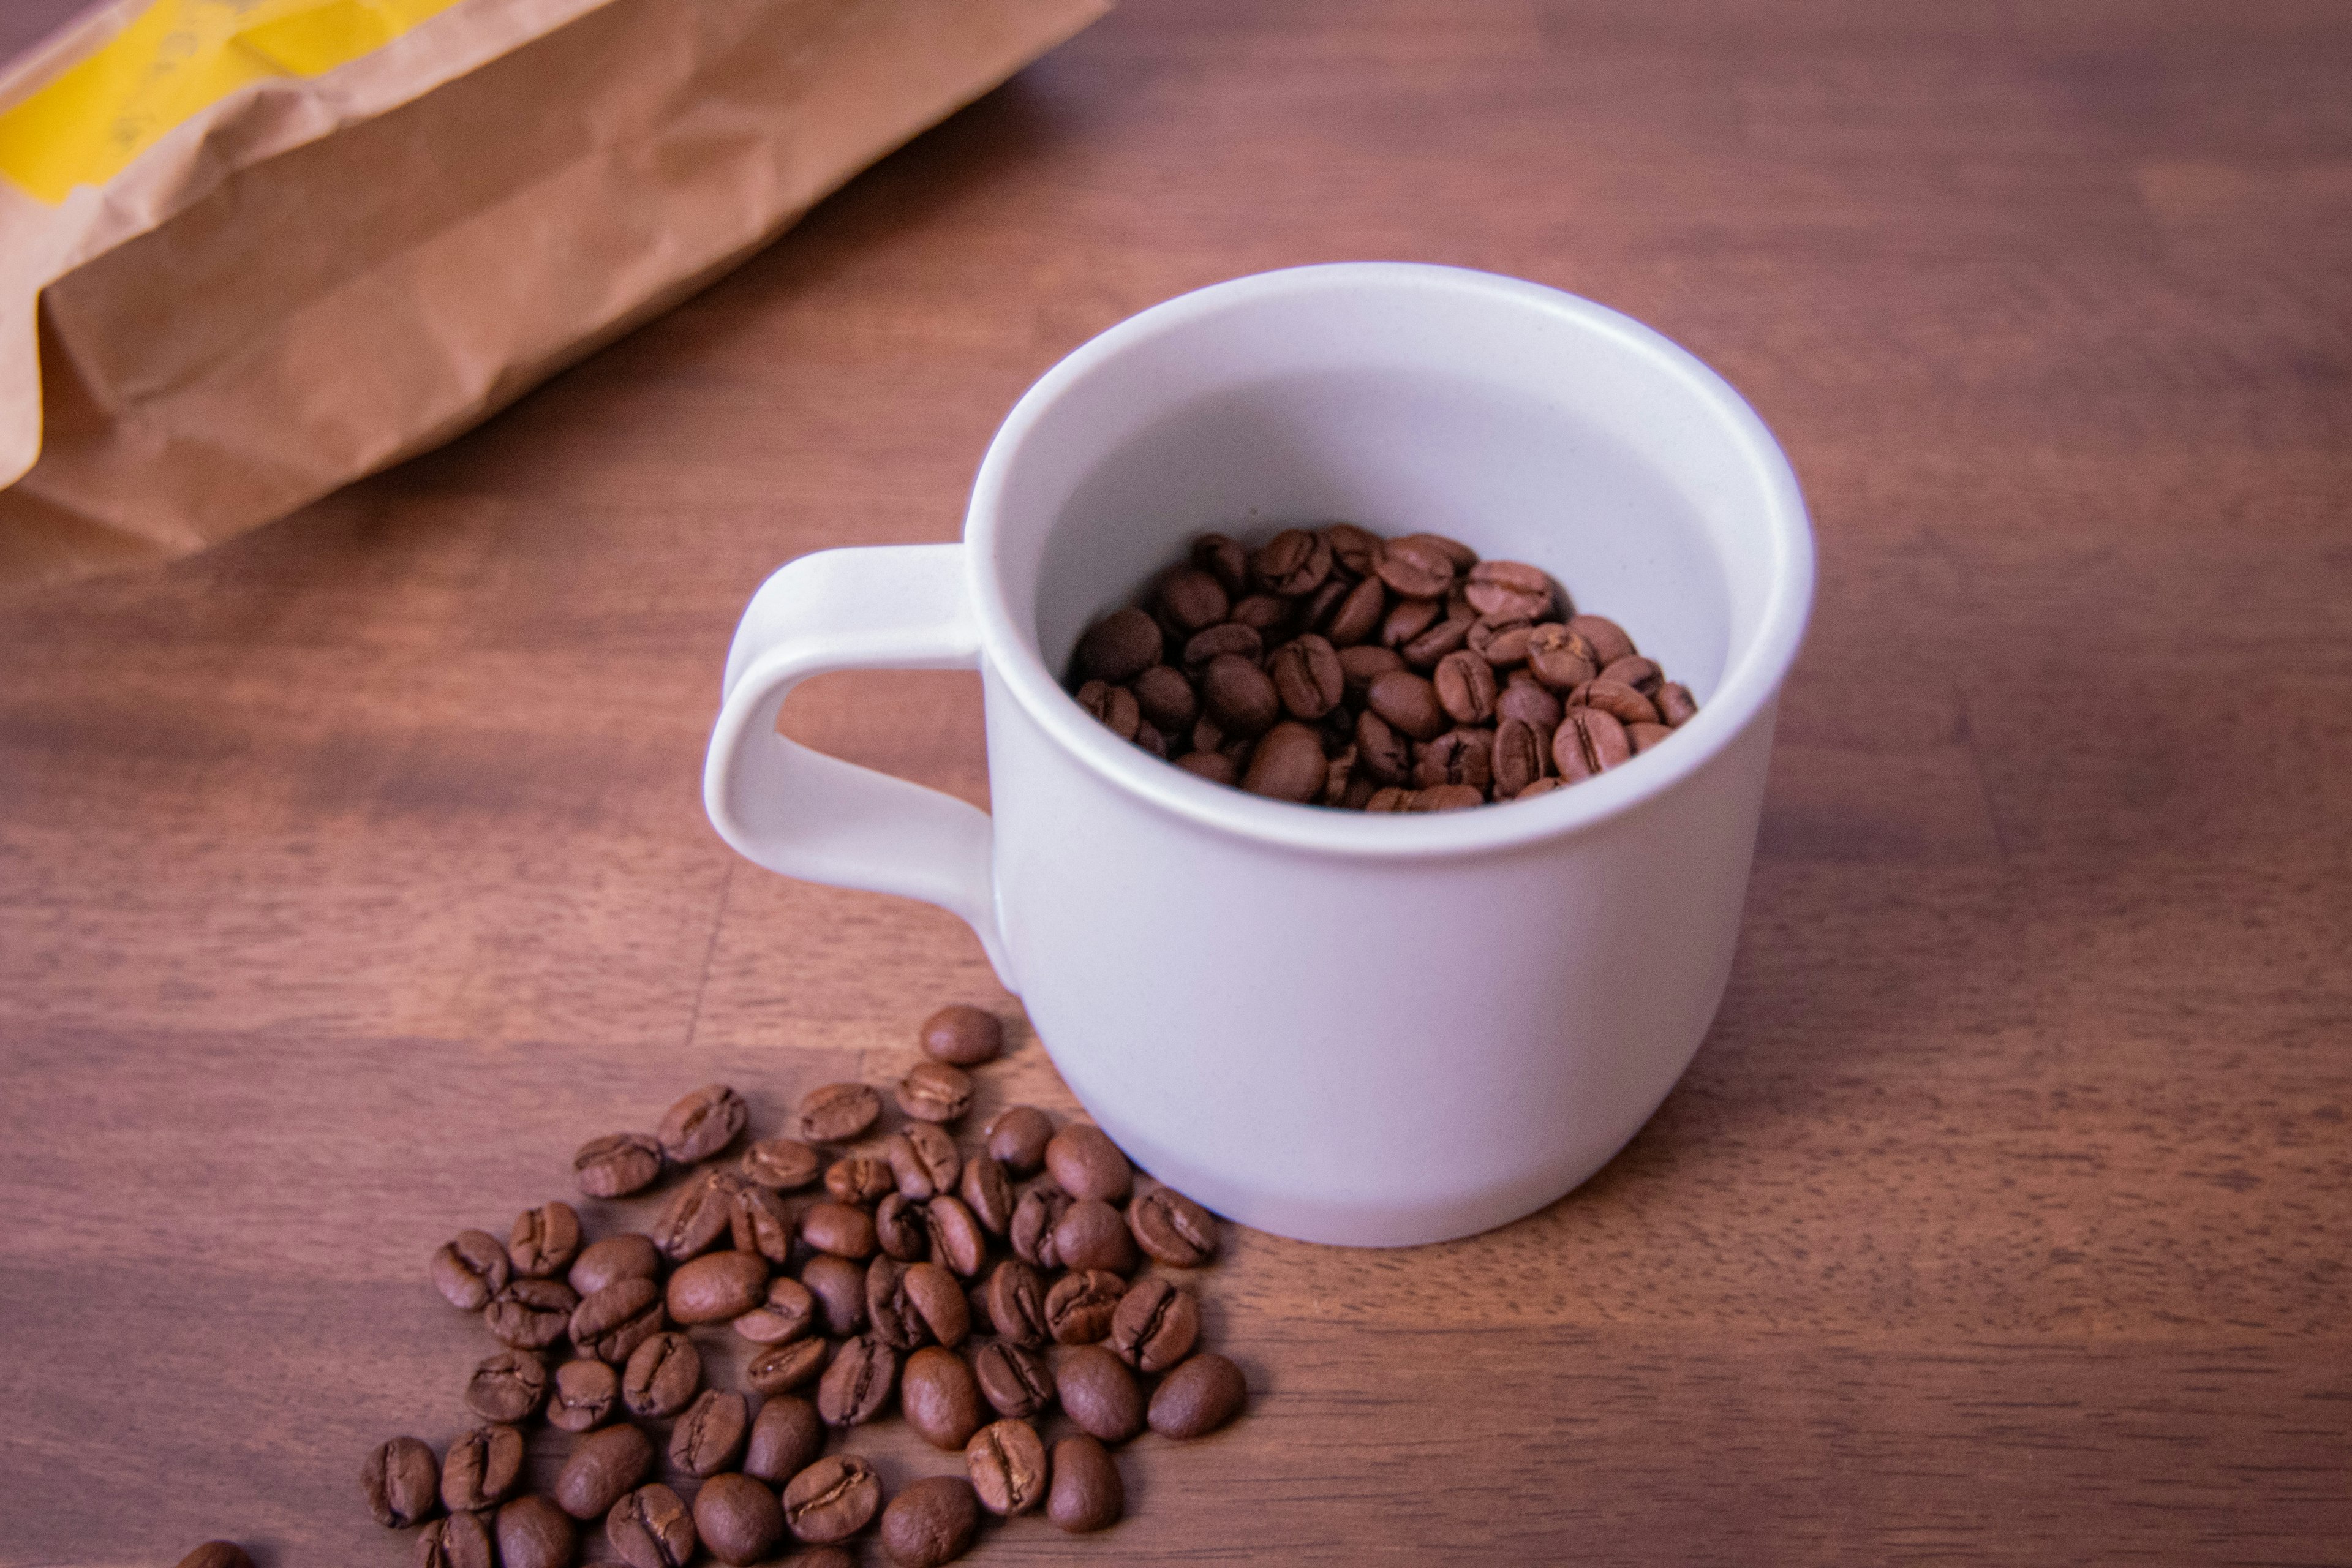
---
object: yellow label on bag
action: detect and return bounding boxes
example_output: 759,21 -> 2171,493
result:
0,0 -> 465,203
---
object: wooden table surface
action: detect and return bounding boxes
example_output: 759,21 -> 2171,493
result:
5,2 -> 2350,1564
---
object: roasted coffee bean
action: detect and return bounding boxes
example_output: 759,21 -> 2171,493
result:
866,1256 -> 924,1350
1131,664 -> 1199,734
1011,1185 -> 1071,1268
876,1191 -> 930,1261
1433,649 -> 1498,725
1365,667 -> 1449,741
652,1167 -> 742,1262
508,1202 -> 582,1280
919,1001 -> 1003,1066
1155,565 -> 1231,633
783,1454 -> 884,1545
745,1335 -> 831,1395
734,1274 -> 818,1344
1401,608 -> 1475,669
1253,527 -> 1334,595
1192,532 -> 1250,595
741,1136 -> 823,1191
1569,612 -> 1636,665
901,1344 -> 988,1451
1493,716 -> 1548,797
1599,654 -> 1664,696
175,1545 -> 251,1568
1415,530 -> 1480,568
1381,594 -> 1442,649
798,1081 -> 882,1143
549,1357 -> 619,1432
621,1331 -> 701,1419
570,1276 -> 664,1365
1053,1199 -> 1140,1274
1628,720 -> 1674,753
924,1194 -> 989,1277
1525,622 -> 1598,690
668,1388 -> 749,1477
441,1422 -> 524,1512
485,1277 -> 578,1350
1107,1276 -> 1201,1371
816,1333 -> 899,1425
656,1083 -> 746,1163
1365,786 -> 1415,812
1338,642 -> 1406,695
1232,592 -> 1295,633
1413,727 -> 1493,791
494,1496 -> 577,1568
1497,671 -> 1564,731
880,1474 -> 981,1568
1354,707 -> 1411,783
730,1183 -> 796,1263
568,1233 -> 660,1298
957,1153 -> 1014,1234
985,1106 -> 1054,1172
903,1260 -> 970,1346
973,1340 -> 1055,1419
431,1230 -> 510,1310
982,1259 -> 1049,1346
801,1200 -> 879,1260
363,1436 -> 441,1528
1469,614 -> 1536,665
1465,560 -> 1553,620
413,1510 -> 493,1568
1075,679 -> 1140,740
606,1482 -> 695,1568
466,1349 -> 548,1423
1567,676 -> 1660,726
1148,1351 -> 1248,1438
1374,535 -> 1455,598
1323,743 -> 1360,804
1554,706 -> 1632,780
667,1250 -> 767,1325
553,1423 -> 653,1521
1240,720 -> 1327,802
899,1060 -> 975,1125
965,1418 -> 1050,1517
1200,653 -> 1280,736
1657,681 -> 1699,726
1048,1433 -> 1124,1533
692,1472 -> 782,1567
1055,1344 -> 1145,1443
801,1251 -> 869,1336
1324,574 -> 1387,646
1044,1270 -> 1126,1344
743,1393 -> 824,1484
1318,521 -> 1381,574
1269,633 -> 1345,720
573,1133 -> 663,1199
824,1155 -> 894,1205
1175,750 -> 1238,784
1182,620 -> 1262,669
1046,1124 -> 1132,1202
1075,606 -> 1161,684
1128,1185 -> 1218,1267
1411,783 -> 1485,810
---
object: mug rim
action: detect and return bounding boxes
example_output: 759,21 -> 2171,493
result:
963,261 -> 1814,859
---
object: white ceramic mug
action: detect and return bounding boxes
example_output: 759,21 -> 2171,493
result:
706,263 -> 1812,1247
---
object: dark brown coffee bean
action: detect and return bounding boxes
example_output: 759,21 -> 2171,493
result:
898,1060 -> 974,1124
745,1335 -> 831,1395
508,1202 -> 581,1280
1338,642 -> 1405,693
982,1259 -> 1049,1346
1192,532 -> 1250,596
1597,654 -> 1663,696
621,1331 -> 699,1420
1401,609 -> 1474,669
1134,718 -> 1167,758
1048,1433 -> 1123,1533
494,1496 -> 577,1568
1464,560 -> 1553,619
485,1277 -> 577,1350
652,1167 -> 742,1262
1269,633 -> 1344,719
783,1455 -> 883,1544
1493,717 -> 1548,797
1053,1199 -> 1140,1274
1228,592 -> 1290,631
431,1230 -> 510,1311
1075,678 -> 1140,740
801,1200 -> 879,1260
1628,720 -> 1674,753
1054,1344 -> 1145,1443
798,1082 -> 882,1143
363,1436 -> 441,1528
1365,786 -> 1415,812
1415,530 -> 1480,568
1469,614 -> 1535,665
1351,707 -> 1409,783
924,1194 -> 988,1278
1181,620 -> 1262,670
1323,744 -> 1359,805
957,1153 -> 1014,1235
1155,566 -> 1231,633
1380,594 -> 1442,649
176,1545 -> 252,1568
866,1255 -> 924,1350
1323,574 -> 1387,646
973,1340 -> 1055,1419
1657,680 -> 1698,726
1175,750 -> 1237,784
573,1133 -> 663,1199
876,1191 -> 930,1261
1107,1275 -> 1200,1371
886,1123 -> 960,1200
1044,1270 -> 1125,1344
1076,606 -> 1161,684
1252,527 -> 1333,595
1373,535 -> 1454,598
667,1249 -> 767,1325
881,1475 -> 981,1568
733,1274 -> 818,1344
1318,521 -> 1381,573
568,1233 -> 660,1298
1413,728 -> 1493,791
1128,1185 -> 1218,1267
903,1260 -> 970,1346
816,1333 -> 899,1425
1411,783 -> 1485,810
1568,677 -> 1660,726
824,1155 -> 893,1205
743,1393 -> 824,1484
1201,652 -> 1280,737
1045,1124 -> 1132,1202
1147,1351 -> 1248,1438
729,1183 -> 796,1263
1365,668 -> 1449,741
984,1105 -> 1053,1167
692,1472 -> 781,1567
1568,612 -> 1636,665
570,1276 -> 664,1365
1433,650 -> 1498,725
901,1344 -> 988,1452
554,1423 -> 653,1521
966,1418 -> 1050,1517
668,1388 -> 749,1478
734,1137 -> 820,1192
800,1252 -> 868,1336
1497,671 -> 1564,731
1555,706 -> 1632,780
1130,664 -> 1199,734
656,1083 -> 746,1163
1241,720 -> 1327,803
440,1423 -> 523,1512
549,1357 -> 619,1432
606,1482 -> 695,1568
1525,622 -> 1598,690
1011,1185 -> 1071,1268
466,1349 -> 548,1423
414,1510 -> 493,1568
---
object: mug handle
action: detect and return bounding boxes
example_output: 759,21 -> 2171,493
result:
703,543 -> 1014,990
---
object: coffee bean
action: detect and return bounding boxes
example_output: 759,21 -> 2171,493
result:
824,1155 -> 894,1205
1253,528 -> 1334,595
1268,633 -> 1345,720
441,1422 -> 524,1512
1128,1185 -> 1218,1267
1493,716 -> 1548,797
1176,750 -> 1238,784
981,1259 -> 1048,1346
798,1082 -> 882,1143
1380,594 -> 1442,650
919,1003 -> 1003,1065
1465,560 -> 1553,620
668,1388 -> 749,1477
816,1333 -> 899,1425
553,1423 -> 653,1521
1201,653 -> 1280,737
1044,1270 -> 1126,1344
1365,668 -> 1449,742
1076,606 -> 1162,684
1053,1199 -> 1140,1274
652,1167 -> 742,1262
1048,1433 -> 1124,1533
1107,1275 -> 1201,1372
1324,743 -> 1361,804
485,1277 -> 578,1350
1338,642 -> 1406,696
431,1230 -> 510,1310
901,1344 -> 987,1451
1401,609 -> 1475,669
888,1126 -> 962,1203
1525,622 -> 1597,690
466,1349 -> 548,1423
1147,1351 -> 1248,1438
1192,532 -> 1251,595
800,1252 -> 869,1336
903,1261 -> 970,1347
1497,671 -> 1563,731
549,1358 -> 619,1432
1413,727 -> 1493,791
1597,654 -> 1662,696
984,1106 -> 1054,1172
1351,706 -> 1411,784
1045,1124 -> 1132,1202
1568,612 -> 1636,665
570,1276 -> 664,1365
1567,676 -> 1660,726
966,1417 -> 1050,1517
507,1202 -> 581,1280
494,1496 -> 576,1568
1364,785 -> 1414,812
606,1482 -> 695,1568
740,1137 -> 823,1191
1433,649 -> 1498,725
1411,783 -> 1485,810
973,1340 -> 1055,1419
745,1335 -> 831,1395
1657,680 -> 1698,726
568,1233 -> 660,1298
1414,530 -> 1480,568
1628,720 -> 1674,753
801,1201 -> 879,1260
666,1250 -> 767,1324
733,1274 -> 818,1344
866,1256 -> 924,1350
573,1133 -> 663,1199
693,1472 -> 783,1567
1554,706 -> 1632,780
1322,574 -> 1387,647
621,1331 -> 701,1420
1182,621 -> 1262,669
743,1393 -> 824,1484
1240,720 -> 1327,802
1054,1343 -> 1145,1443
363,1436 -> 441,1528
1011,1185 -> 1071,1268
957,1153 -> 1014,1235
1374,535 -> 1455,598
783,1454 -> 884,1545
876,1191 -> 930,1261
731,1183 -> 797,1263
655,1083 -> 746,1163
1469,614 -> 1536,665
1129,663 -> 1199,734
413,1510 -> 493,1568
175,1545 -> 250,1568
923,1194 -> 989,1280
1075,679 -> 1140,740
1155,565 -> 1231,633
875,1474 -> 979,1568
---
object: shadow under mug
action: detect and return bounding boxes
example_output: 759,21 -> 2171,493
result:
706,262 -> 1814,1247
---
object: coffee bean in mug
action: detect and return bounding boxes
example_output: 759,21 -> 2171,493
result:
1044,1124 -> 1131,1202
431,1230 -> 509,1310
782,1454 -> 885,1544
508,1201 -> 582,1279
798,1082 -> 882,1142
740,1136 -> 823,1191
897,1060 -> 975,1123
572,1132 -> 663,1198
1106,1275 -> 1201,1372
694,1472 -> 786,1566
1128,1184 -> 1219,1266
880,1475 -> 982,1568
413,1509 -> 493,1568
606,1482 -> 695,1568
621,1330 -> 701,1419
656,1082 -> 747,1163
666,1249 -> 767,1324
484,1277 -> 578,1349
553,1422 -> 654,1520
362,1436 -> 442,1528
567,1232 -> 660,1298
466,1349 -> 548,1423
1147,1350 -> 1248,1438
494,1496 -> 577,1568
570,1276 -> 664,1365
743,1392 -> 825,1484
668,1387 -> 748,1477
972,1340 -> 1056,1420
901,1344 -> 988,1450
1047,1433 -> 1124,1533
984,1105 -> 1054,1172
965,1417 -> 1050,1517
175,1545 -> 251,1568
921,1003 -> 1004,1065
1054,1344 -> 1145,1443
549,1357 -> 620,1432
440,1422 -> 524,1511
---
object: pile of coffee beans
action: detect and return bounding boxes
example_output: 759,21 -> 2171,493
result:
1066,524 -> 1699,810
338,1003 -> 1241,1568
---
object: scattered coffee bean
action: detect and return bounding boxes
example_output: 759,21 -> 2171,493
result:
466,1349 -> 548,1423
729,1182 -> 796,1262
414,1509 -> 493,1568
570,1276 -> 664,1365
898,1060 -> 975,1123
1054,1198 -> 1140,1274
573,1133 -> 663,1199
1044,1269 -> 1126,1344
494,1496 -> 577,1568
876,1191 -> 930,1261
881,1474 -> 982,1568
1147,1351 -> 1248,1438
549,1357 -> 619,1432
744,1393 -> 825,1484
984,1106 -> 1054,1172
552,1422 -> 653,1521
508,1202 -> 581,1279
1011,1185 -> 1071,1270
925,1194 -> 989,1278
801,1200 -> 879,1260
655,1083 -> 747,1164
739,1136 -> 823,1191
782,1454 -> 884,1544
668,1388 -> 748,1477
972,1340 -> 1055,1419
606,1482 -> 695,1568
651,1167 -> 741,1262
958,1152 -> 1014,1234
982,1257 -> 1050,1347
1048,1433 -> 1124,1533
1045,1124 -> 1132,1203
733,1274 -> 818,1344
1107,1276 -> 1202,1372
904,1259 -> 970,1346
1128,1185 -> 1219,1267
567,1233 -> 660,1298
798,1082 -> 882,1142
175,1545 -> 251,1568
431,1230 -> 510,1310
666,1250 -> 767,1324
694,1471 -> 784,1566
800,1252 -> 869,1336
888,1122 -> 962,1200
484,1277 -> 577,1350
621,1331 -> 701,1419
966,1417 -> 1050,1517
902,1344 -> 989,1450
745,1335 -> 831,1395
440,1422 -> 524,1512
824,1154 -> 894,1205
363,1436 -> 441,1528
920,1003 -> 1004,1065
1055,1344 -> 1145,1443
867,1255 -> 925,1351
816,1333 -> 899,1425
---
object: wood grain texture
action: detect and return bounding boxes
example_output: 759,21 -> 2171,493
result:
3,1 -> 2349,1563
